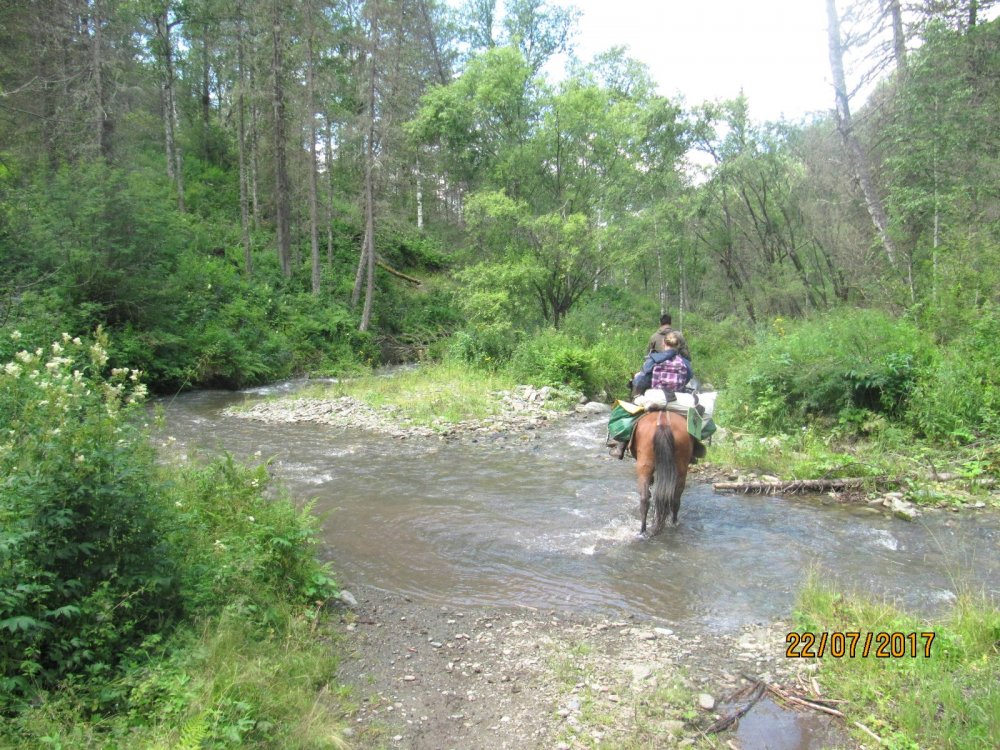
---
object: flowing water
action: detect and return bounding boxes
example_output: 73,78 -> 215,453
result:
158,382 -> 1000,633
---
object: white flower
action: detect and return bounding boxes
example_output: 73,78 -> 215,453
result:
247,516 -> 255,523
61,333 -> 71,342
10,330 -> 21,341
3,362 -> 21,377
75,454 -> 85,463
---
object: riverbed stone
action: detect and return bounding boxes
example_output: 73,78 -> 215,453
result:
576,401 -> 611,414
338,590 -> 359,608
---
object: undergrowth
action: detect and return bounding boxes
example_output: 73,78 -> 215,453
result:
794,575 -> 1000,750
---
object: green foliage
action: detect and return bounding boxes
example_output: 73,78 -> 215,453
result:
506,328 -> 601,395
445,322 -> 522,370
0,332 -> 177,707
167,455 -> 338,619
721,311 -> 930,435
0,329 -> 341,737
795,576 -> 1000,750
908,305 -> 1000,442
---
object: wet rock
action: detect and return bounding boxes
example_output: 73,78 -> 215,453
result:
576,401 -> 611,414
338,590 -> 359,608
889,497 -> 919,520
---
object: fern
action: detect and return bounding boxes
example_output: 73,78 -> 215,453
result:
174,712 -> 209,750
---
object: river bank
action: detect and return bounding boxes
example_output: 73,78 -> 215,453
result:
183,377 -> 999,749
330,584 -> 855,750
225,380 -> 999,516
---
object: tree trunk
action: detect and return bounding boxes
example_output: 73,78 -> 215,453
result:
89,0 -> 112,160
415,158 -> 424,229
826,0 -> 898,270
306,22 -> 321,295
884,0 -> 906,72
354,2 -> 380,331
236,2 -> 253,277
201,29 -> 211,160
156,10 -> 184,212
271,0 -> 292,277
325,114 -> 336,266
249,62 -> 261,228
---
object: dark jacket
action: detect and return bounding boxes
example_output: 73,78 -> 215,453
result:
648,325 -> 691,361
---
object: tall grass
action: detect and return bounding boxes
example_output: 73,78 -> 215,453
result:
310,361 -> 579,426
795,575 -> 1000,749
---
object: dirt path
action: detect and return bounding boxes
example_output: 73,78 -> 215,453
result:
331,584 -> 858,750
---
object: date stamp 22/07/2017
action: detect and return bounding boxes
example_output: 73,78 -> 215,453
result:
785,631 -> 936,659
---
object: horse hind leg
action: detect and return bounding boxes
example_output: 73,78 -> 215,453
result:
637,473 -> 652,535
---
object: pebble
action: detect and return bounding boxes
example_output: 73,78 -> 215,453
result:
226,385 -> 578,441
338,590 -> 359,608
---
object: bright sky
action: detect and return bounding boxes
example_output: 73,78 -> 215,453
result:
557,0 -> 835,122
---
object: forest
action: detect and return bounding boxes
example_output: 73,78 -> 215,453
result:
1,0 -> 999,747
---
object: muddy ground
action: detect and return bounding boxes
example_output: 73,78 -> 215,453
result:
329,582 -> 858,750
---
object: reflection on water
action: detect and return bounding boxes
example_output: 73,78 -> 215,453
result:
158,386 -> 1000,632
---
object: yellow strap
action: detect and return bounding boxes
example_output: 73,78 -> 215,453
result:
614,400 -> 645,415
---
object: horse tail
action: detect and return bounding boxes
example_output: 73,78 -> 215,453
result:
652,416 -> 678,531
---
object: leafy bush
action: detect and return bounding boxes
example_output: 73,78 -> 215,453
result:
721,310 -> 931,434
506,328 -> 599,395
0,332 -> 178,706
166,456 -> 338,619
446,322 -> 522,370
908,305 -> 1000,442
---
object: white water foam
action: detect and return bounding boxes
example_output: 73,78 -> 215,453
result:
867,528 -> 903,551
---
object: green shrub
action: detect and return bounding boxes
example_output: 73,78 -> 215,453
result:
908,306 -> 1000,442
446,322 -> 522,370
505,329 -> 598,395
0,331 -> 178,707
721,310 -> 931,434
166,456 -> 338,619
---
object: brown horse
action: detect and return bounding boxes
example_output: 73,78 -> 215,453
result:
629,409 -> 694,535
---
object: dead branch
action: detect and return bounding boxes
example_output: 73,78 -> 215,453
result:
706,674 -> 846,736
376,258 -> 422,285
705,681 -> 766,734
713,477 -> 892,495
768,685 -> 845,718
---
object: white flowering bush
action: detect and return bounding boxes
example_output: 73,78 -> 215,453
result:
0,331 -> 176,704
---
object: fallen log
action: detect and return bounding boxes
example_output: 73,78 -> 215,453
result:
376,258 -> 422,285
705,681 -> 766,734
712,477 -> 892,495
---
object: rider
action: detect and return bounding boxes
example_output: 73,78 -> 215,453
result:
609,332 -> 694,460
648,313 -> 691,361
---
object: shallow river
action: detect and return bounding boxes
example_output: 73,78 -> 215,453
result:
159,382 -> 1000,634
